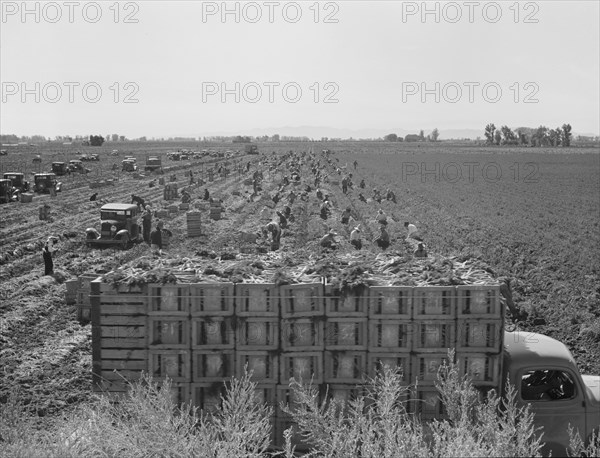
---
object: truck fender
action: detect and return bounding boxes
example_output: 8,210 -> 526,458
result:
116,229 -> 129,239
85,228 -> 100,240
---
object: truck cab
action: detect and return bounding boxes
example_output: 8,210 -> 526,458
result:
0,178 -> 12,203
68,159 -> 90,174
3,172 -> 29,192
504,331 -> 600,455
144,156 -> 163,173
52,162 -> 70,176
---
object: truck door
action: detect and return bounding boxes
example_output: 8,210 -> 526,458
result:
519,368 -> 586,455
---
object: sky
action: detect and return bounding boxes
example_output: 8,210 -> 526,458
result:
1,0 -> 599,139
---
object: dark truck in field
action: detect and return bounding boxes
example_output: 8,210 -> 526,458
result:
51,162 -> 70,176
85,203 -> 142,249
33,173 -> 62,193
144,156 -> 163,173
3,172 -> 29,193
0,179 -> 12,203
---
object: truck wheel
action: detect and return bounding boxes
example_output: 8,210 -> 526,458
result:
120,235 -> 130,249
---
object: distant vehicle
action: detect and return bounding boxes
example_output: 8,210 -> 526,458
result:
0,179 -> 12,204
110,150 -> 119,156
122,159 -> 138,172
51,162 -> 70,176
3,172 -> 29,193
180,153 -> 189,160
168,152 -> 181,161
245,144 -> 259,154
68,159 -> 91,174
81,153 -> 99,161
124,156 -> 136,162
0,149 -> 7,156
144,156 -> 163,173
32,155 -> 42,163
85,203 -> 142,249
33,173 -> 62,193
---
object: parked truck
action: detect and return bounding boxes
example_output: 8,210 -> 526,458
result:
33,173 -> 62,193
144,156 -> 163,173
85,203 -> 142,249
3,172 -> 29,193
244,144 -> 259,154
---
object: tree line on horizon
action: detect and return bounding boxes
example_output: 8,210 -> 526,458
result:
484,123 -> 573,147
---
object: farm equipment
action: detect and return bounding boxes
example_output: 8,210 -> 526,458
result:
68,160 -> 91,174
168,152 -> 181,161
3,172 -> 29,193
33,173 -> 62,194
80,153 -> 99,161
85,203 -> 142,249
0,179 -> 12,203
144,156 -> 163,173
122,159 -> 138,172
51,162 -> 70,176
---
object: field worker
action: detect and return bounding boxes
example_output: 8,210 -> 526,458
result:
376,209 -> 388,226
142,206 -> 153,244
320,200 -> 330,220
181,190 -> 191,204
374,225 -> 390,250
89,192 -> 98,201
316,188 -> 323,200
320,229 -> 338,250
341,207 -> 352,225
203,188 -> 210,201
353,160 -> 358,170
386,189 -> 397,203
358,193 -> 367,203
414,243 -> 428,258
189,170 -> 194,184
150,223 -> 163,254
341,176 -> 348,194
276,210 -> 288,229
359,179 -> 365,189
350,226 -> 362,250
42,236 -> 58,275
288,190 -> 296,205
265,221 -> 281,250
131,194 -> 145,210
373,189 -> 382,204
404,222 -> 422,241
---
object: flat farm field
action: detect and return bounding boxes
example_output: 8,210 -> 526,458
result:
0,140 -> 598,430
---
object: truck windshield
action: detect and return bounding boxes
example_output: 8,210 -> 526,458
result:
521,369 -> 576,401
101,210 -> 130,219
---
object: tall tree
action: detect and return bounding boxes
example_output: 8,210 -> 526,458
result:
484,123 -> 496,144
562,124 -> 572,147
430,128 -> 440,142
419,130 -> 425,140
500,126 -> 517,145
384,133 -> 398,142
494,129 -> 502,145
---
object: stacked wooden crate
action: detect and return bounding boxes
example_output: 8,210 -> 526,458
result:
190,283 -> 235,414
147,284 -> 191,406
186,211 -> 202,237
91,280 -> 147,400
236,282 -> 280,435
209,200 -> 222,220
77,273 -> 101,322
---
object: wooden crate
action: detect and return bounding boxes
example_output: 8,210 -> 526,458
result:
368,320 -> 413,352
192,350 -> 235,382
324,351 -> 367,383
236,317 -> 280,350
368,286 -> 412,318
280,352 -> 323,384
413,321 -> 456,352
189,282 -> 235,316
412,387 -> 446,420
235,283 -> 279,316
324,284 -> 367,317
324,384 -> 365,410
412,353 -> 451,385
148,350 -> 191,382
191,317 -> 235,349
65,278 -> 79,305
456,285 -> 502,319
456,319 -> 503,353
412,287 -> 457,319
191,382 -> 227,414
325,318 -> 368,350
367,353 -> 412,382
236,351 -> 279,383
147,284 -> 189,315
148,318 -> 190,349
456,353 -> 502,386
253,383 -> 278,410
281,283 -> 324,317
281,318 -> 325,351
277,384 -> 321,417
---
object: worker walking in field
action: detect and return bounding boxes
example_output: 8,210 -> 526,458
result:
320,229 -> 338,250
276,210 -> 288,229
320,200 -> 331,220
150,223 -> 163,255
42,236 -> 58,275
203,188 -> 210,201
142,206 -> 153,244
350,226 -> 362,250
341,207 -> 352,225
353,160 -> 358,170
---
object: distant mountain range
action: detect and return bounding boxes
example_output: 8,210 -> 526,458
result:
201,126 -> 598,140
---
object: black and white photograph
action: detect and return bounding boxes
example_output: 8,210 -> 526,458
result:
1,1 -> 599,456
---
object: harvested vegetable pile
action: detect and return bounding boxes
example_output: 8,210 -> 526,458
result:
100,250 -> 498,287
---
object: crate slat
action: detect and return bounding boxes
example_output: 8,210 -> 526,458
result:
368,320 -> 413,352
324,351 -> 367,383
236,351 -> 279,383
281,319 -> 325,350
192,350 -> 235,382
281,284 -> 324,317
412,287 -> 457,318
148,350 -> 191,382
325,318 -> 368,350
192,318 -> 235,349
368,286 -> 412,318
